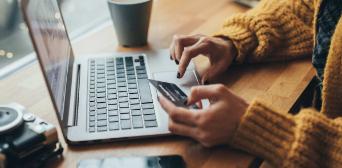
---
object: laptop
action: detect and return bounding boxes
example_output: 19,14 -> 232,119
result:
21,0 -> 202,144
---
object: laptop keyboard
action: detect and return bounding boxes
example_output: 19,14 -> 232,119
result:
87,55 -> 157,133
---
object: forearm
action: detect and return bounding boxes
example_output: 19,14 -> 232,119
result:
231,100 -> 342,167
215,0 -> 315,63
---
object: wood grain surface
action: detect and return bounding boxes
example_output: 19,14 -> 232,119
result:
0,0 -> 315,167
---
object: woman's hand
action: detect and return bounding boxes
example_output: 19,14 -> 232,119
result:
158,84 -> 248,147
170,34 -> 237,84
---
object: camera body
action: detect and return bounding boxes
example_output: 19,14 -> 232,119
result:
0,103 -> 62,168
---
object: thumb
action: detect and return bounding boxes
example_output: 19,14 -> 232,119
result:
187,85 -> 220,105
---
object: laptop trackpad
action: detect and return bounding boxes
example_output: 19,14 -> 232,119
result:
152,70 -> 200,95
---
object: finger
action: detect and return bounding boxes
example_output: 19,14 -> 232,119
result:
178,39 -> 209,78
159,96 -> 199,126
174,35 -> 201,61
169,38 -> 176,60
168,119 -> 197,139
187,85 -> 223,105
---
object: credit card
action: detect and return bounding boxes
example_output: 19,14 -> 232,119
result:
149,79 -> 198,109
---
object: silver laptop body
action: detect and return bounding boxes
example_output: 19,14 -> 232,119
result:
21,0 -> 201,144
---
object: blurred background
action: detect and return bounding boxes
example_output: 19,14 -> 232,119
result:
0,0 -> 110,78
0,0 -> 258,79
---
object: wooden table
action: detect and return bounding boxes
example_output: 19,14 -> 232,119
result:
0,0 -> 315,167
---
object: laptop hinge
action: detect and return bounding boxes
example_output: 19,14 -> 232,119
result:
68,64 -> 81,126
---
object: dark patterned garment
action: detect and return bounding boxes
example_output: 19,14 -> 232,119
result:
313,0 -> 342,90
311,0 -> 342,110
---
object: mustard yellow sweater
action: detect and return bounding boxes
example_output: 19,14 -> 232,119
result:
215,0 -> 342,167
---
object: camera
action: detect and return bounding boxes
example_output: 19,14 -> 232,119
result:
0,103 -> 63,168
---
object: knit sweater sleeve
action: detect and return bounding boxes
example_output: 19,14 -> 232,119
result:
214,0 -> 315,63
231,100 -> 342,167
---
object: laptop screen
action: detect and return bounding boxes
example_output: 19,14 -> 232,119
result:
23,0 -> 74,119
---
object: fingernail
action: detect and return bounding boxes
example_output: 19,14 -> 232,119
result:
175,60 -> 179,65
204,80 -> 209,85
177,72 -> 181,78
170,55 -> 173,60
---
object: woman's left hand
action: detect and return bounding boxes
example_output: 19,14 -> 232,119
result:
158,84 -> 249,147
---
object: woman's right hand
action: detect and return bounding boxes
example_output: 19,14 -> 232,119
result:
170,34 -> 237,84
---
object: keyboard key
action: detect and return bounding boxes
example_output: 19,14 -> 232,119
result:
120,120 -> 131,129
89,102 -> 95,107
132,116 -> 143,128
90,84 -> 95,89
89,97 -> 96,102
119,97 -> 129,102
97,126 -> 107,132
141,103 -> 154,109
117,73 -> 125,78
107,85 -> 116,89
119,92 -> 128,97
127,75 -> 136,79
137,79 -> 153,103
119,102 -> 129,108
145,120 -> 158,128
97,88 -> 106,93
97,78 -> 105,83
97,103 -> 106,109
136,66 -> 145,70
107,76 -> 115,80
108,110 -> 118,116
117,82 -> 126,87
120,114 -> 130,120
117,69 -> 125,74
89,121 -> 95,127
136,69 -> 146,74
97,120 -> 107,126
137,74 -> 148,79
118,87 -> 127,92
89,111 -> 96,116
109,116 -> 119,122
117,78 -> 126,83
89,106 -> 96,111
130,104 -> 140,110
116,65 -> 124,69
130,99 -> 140,105
107,80 -> 116,84
109,122 -> 119,130
128,89 -> 138,94
97,114 -> 107,120
89,126 -> 95,132
89,93 -> 95,97
119,108 -> 130,114
107,71 -> 116,75
108,104 -> 118,110
89,116 -> 95,121
97,108 -> 107,114
131,110 -> 142,115
127,79 -> 136,84
142,109 -> 155,115
108,89 -> 117,94
126,71 -> 135,75
144,114 -> 156,121
108,99 -> 118,105
96,92 -> 106,98
89,88 -> 95,93
97,98 -> 106,103
97,83 -> 106,88
129,94 -> 139,99
108,94 -> 117,100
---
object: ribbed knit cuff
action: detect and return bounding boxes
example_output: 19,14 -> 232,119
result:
213,25 -> 257,64
230,100 -> 296,166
